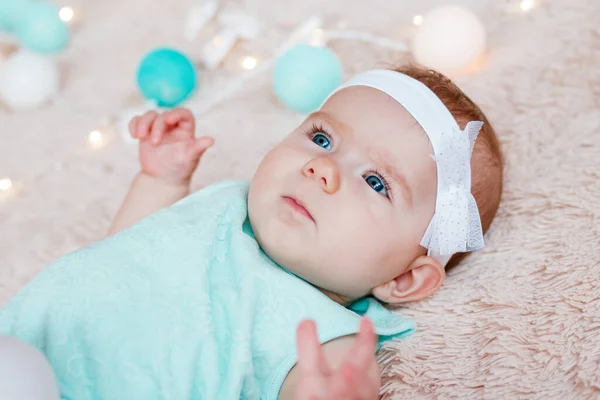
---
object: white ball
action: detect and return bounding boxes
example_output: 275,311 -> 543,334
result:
0,50 -> 60,110
411,5 -> 486,73
0,336 -> 60,400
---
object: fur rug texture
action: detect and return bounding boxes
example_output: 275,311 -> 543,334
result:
1,0 -> 599,398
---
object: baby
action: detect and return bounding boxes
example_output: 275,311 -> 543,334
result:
0,65 -> 502,400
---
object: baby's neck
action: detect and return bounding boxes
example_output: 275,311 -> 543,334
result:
318,287 -> 353,307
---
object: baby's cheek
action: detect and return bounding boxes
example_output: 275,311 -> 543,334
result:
363,196 -> 392,220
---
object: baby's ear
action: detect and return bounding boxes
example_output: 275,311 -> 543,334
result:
372,255 -> 445,304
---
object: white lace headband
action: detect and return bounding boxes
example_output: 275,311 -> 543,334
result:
325,69 -> 485,267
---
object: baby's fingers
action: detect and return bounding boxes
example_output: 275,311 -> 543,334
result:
329,361 -> 379,400
187,137 -> 214,162
136,111 -> 158,140
150,114 -> 166,145
296,320 -> 328,400
297,320 -> 329,377
328,318 -> 379,399
344,318 -> 377,369
164,108 -> 195,132
328,361 -> 357,398
351,318 -> 380,398
128,116 -> 140,138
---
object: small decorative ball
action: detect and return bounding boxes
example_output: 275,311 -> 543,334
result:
411,5 -> 486,73
0,0 -> 35,32
273,44 -> 343,113
0,50 -> 60,110
16,2 -> 70,53
0,336 -> 61,399
136,48 -> 198,108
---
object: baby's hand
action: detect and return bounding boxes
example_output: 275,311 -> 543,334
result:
129,108 -> 214,186
295,318 -> 380,400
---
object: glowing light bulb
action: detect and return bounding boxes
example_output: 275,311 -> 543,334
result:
520,0 -> 535,11
59,7 -> 75,23
413,15 -> 424,26
0,178 -> 13,192
310,28 -> 326,46
88,130 -> 103,147
241,56 -> 258,70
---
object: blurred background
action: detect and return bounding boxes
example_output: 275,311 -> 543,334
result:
1,0 -> 599,398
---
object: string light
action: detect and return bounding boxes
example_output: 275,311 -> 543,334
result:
0,178 -> 12,192
59,6 -> 75,23
412,15 -> 424,26
241,56 -> 258,70
88,130 -> 104,148
309,28 -> 326,46
519,0 -> 535,11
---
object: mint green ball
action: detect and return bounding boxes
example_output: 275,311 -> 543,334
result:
16,2 -> 70,53
0,0 -> 34,32
136,48 -> 198,108
273,44 -> 343,113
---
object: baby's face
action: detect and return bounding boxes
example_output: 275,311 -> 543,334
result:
248,87 -> 438,301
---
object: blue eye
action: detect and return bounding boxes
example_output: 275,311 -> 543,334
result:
312,133 -> 332,150
365,175 -> 388,196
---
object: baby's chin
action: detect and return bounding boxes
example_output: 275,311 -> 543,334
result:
251,226 -> 310,275
257,241 -> 329,287
255,232 -> 301,271
250,223 -> 369,302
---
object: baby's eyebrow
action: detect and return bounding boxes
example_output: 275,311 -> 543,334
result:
309,111 -> 349,134
309,111 -> 331,122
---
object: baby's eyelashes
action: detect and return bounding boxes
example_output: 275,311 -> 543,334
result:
305,120 -> 335,152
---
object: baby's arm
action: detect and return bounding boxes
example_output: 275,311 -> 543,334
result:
280,319 -> 380,400
107,109 -> 213,236
107,172 -> 190,236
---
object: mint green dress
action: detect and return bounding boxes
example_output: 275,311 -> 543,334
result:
0,181 -> 415,400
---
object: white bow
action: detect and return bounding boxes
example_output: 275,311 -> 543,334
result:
420,121 -> 485,256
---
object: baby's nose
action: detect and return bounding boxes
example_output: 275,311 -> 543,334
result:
302,157 -> 340,194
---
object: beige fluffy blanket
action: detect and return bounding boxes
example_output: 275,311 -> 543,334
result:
1,0 -> 598,398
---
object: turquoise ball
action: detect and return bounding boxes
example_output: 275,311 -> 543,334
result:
16,2 -> 70,53
0,0 -> 34,32
273,44 -> 343,113
136,48 -> 198,108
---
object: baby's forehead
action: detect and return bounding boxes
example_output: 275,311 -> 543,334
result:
322,87 -> 424,134
319,87 -> 430,157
